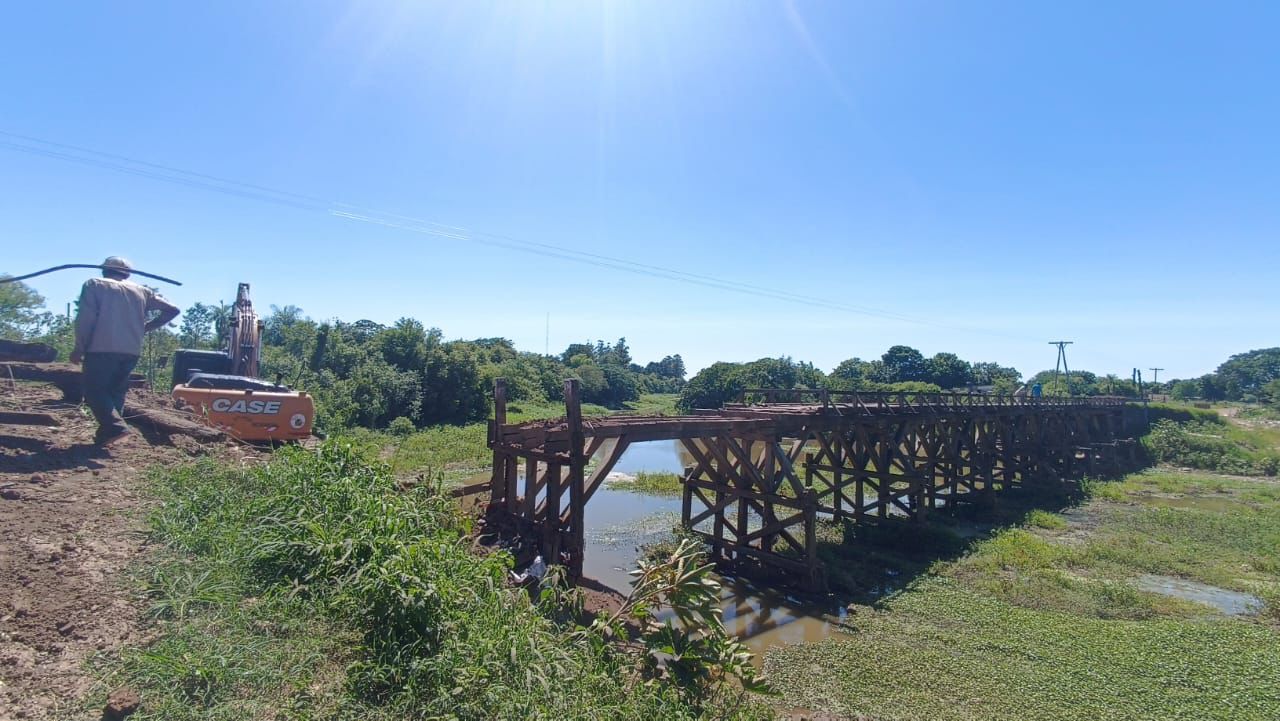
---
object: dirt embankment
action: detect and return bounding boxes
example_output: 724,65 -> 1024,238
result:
0,375 -> 241,720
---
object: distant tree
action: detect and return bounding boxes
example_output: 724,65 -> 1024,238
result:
645,354 -> 686,381
600,337 -> 632,367
1199,373 -> 1226,401
970,361 -> 1021,386
573,364 -> 609,402
598,363 -> 640,406
880,345 -> 927,383
561,342 -> 595,364
678,362 -> 747,411
178,302 -> 220,349
828,357 -> 872,390
926,352 -> 971,389
0,277 -> 49,340
472,337 -> 518,363
1171,379 -> 1202,401
376,318 -> 429,372
263,305 -> 306,346
678,357 -> 824,411
1261,378 -> 1280,406
1215,348 -> 1280,401
346,319 -> 386,344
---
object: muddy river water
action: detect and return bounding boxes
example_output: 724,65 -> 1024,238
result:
580,440 -> 852,660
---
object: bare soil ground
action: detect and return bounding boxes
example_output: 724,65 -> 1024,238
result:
0,379 -> 241,721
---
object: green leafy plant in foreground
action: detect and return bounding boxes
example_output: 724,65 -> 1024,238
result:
588,538 -> 770,713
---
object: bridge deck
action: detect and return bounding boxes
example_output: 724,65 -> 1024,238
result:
496,392 -> 1129,456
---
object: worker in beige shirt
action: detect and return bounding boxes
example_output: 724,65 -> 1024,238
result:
70,257 -> 179,444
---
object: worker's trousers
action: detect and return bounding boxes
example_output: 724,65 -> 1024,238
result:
83,352 -> 138,441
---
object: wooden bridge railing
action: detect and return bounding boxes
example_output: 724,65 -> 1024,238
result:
737,388 -> 1131,412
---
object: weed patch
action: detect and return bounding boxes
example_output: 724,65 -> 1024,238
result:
606,470 -> 684,496
1024,509 -> 1067,530
765,578 -> 1280,721
106,445 -> 767,720
1144,418 -> 1280,476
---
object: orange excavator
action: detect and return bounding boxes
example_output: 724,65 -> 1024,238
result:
171,283 -> 315,441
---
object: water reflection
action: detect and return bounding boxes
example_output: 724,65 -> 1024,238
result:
609,438 -> 690,475
582,440 -> 853,660
718,578 -> 852,659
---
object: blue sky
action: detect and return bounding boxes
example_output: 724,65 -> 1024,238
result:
2,1 -> 1276,380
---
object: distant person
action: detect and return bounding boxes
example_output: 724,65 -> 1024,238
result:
69,257 -> 179,445
1031,382 -> 1043,398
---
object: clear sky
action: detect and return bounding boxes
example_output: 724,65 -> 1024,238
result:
2,1 -> 1276,381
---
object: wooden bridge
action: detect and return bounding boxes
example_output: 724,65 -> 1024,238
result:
486,379 -> 1140,590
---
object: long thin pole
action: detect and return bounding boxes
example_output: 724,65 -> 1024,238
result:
1149,368 -> 1164,384
0,263 -> 183,286
1048,341 -> 1074,395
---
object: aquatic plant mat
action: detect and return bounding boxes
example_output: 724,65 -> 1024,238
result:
765,468 -> 1280,720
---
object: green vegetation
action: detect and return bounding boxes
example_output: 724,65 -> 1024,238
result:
1023,508 -> 1067,529
98,443 -> 769,720
1144,417 -> 1280,476
343,422 -> 491,481
678,348 -> 1022,411
606,470 -> 684,496
1163,347 -> 1280,403
766,578 -> 1279,721
0,275 -> 64,339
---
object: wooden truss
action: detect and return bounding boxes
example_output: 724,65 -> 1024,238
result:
487,382 -> 1138,590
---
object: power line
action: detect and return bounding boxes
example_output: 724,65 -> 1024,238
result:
1,129 -> 1045,343
1149,367 -> 1164,384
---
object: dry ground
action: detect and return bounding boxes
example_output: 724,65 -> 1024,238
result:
0,380 -> 244,721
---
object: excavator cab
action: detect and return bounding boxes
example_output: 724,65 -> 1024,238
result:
171,283 -> 315,441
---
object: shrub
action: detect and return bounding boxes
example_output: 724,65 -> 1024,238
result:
1143,419 -> 1279,476
387,416 -> 415,436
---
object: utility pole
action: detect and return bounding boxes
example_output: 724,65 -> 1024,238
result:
1049,341 -> 1074,396
1149,367 -> 1164,385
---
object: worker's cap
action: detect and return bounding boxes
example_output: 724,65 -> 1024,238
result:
102,256 -> 133,273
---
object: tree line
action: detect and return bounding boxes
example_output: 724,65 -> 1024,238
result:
1161,348 -> 1280,404
676,345 -> 1024,411
8,274 -> 1274,428
183,303 -> 687,430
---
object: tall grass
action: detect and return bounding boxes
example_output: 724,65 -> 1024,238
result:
112,443 -> 767,720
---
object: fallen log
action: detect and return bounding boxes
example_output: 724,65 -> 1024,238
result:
0,340 -> 58,363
